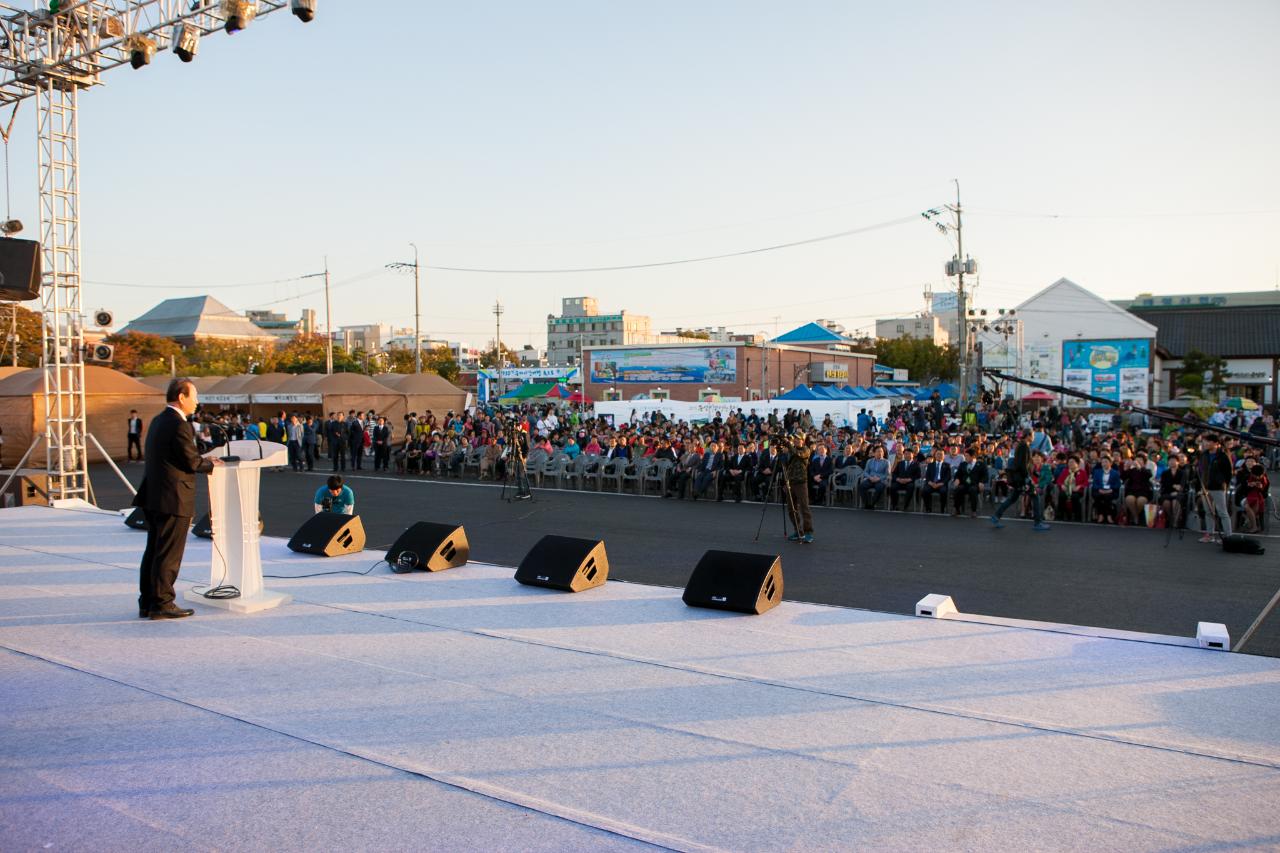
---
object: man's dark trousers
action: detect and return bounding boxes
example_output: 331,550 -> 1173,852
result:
139,511 -> 189,612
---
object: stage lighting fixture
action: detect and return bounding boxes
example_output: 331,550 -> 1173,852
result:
86,343 -> 114,363
127,35 -> 157,69
223,0 -> 258,34
291,0 -> 316,22
172,23 -> 200,62
93,310 -> 114,328
0,219 -> 23,236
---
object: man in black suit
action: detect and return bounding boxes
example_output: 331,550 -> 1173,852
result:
920,448 -> 952,513
126,409 -> 144,462
888,448 -> 921,512
721,443 -> 755,503
808,443 -> 834,504
132,378 -> 221,620
372,416 -> 392,471
347,411 -> 365,470
952,448 -> 987,517
692,441 -> 721,500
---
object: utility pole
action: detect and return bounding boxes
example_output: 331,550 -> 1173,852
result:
493,300 -> 504,402
955,180 -> 967,403
323,258 -> 333,375
412,242 -> 421,373
924,180 -> 977,405
387,243 -> 423,372
299,260 -> 333,374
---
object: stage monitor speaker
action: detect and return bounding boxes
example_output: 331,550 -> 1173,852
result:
124,507 -> 148,530
682,550 -> 783,615
0,238 -> 42,301
514,535 -> 608,592
386,521 -> 469,573
192,511 -> 264,540
287,513 -> 366,557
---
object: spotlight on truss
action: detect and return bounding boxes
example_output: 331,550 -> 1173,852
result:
223,0 -> 258,34
0,219 -> 23,236
291,0 -> 317,22
172,23 -> 200,62
126,34 -> 158,69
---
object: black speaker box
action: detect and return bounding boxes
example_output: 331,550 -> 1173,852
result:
514,535 -> 608,592
192,511 -> 264,539
386,521 -> 469,573
124,507 -> 148,530
0,238 -> 42,301
1222,534 -> 1265,555
683,550 -> 783,615
287,513 -> 366,556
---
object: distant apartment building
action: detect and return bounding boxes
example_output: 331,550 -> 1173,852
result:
875,315 -> 950,346
547,296 -> 703,366
245,308 -> 316,341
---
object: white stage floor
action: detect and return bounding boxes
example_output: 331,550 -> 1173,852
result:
2,505 -> 1279,851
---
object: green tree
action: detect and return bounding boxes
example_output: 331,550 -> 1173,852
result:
183,338 -> 270,376
385,345 -> 460,382
479,341 -> 519,369
1177,349 -> 1228,399
103,331 -> 185,376
423,345 -> 460,382
1,303 -> 43,367
266,333 -> 359,374
873,337 -> 959,383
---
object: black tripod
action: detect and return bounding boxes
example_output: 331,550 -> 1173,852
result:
754,465 -> 800,542
499,430 -> 533,503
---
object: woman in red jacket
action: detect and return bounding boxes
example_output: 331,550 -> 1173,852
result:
1055,456 -> 1088,523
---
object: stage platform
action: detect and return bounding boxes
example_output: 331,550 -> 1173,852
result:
2,505 -> 1279,851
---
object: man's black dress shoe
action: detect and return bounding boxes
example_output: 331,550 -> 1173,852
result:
149,605 -> 195,620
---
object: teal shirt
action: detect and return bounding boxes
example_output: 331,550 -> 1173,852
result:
313,484 -> 355,514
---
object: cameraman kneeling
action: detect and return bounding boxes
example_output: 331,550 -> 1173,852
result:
314,475 -> 355,515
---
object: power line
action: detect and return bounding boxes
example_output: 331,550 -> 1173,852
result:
85,273 -> 315,290
423,214 -> 920,274
966,206 -> 1280,220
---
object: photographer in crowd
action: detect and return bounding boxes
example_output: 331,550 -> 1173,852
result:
314,475 -> 355,515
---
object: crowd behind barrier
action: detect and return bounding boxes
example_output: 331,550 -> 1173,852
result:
190,394 -> 1279,541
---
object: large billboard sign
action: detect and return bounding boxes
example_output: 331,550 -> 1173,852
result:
1061,339 -> 1151,408
590,347 -> 737,384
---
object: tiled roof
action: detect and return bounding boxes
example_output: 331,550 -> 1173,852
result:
1128,306 -> 1280,358
771,322 -> 852,344
120,295 -> 277,341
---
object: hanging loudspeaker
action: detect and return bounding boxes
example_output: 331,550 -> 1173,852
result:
682,550 -> 783,615
0,238 -> 42,301
514,535 -> 608,592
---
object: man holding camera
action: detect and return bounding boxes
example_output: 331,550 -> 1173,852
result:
781,432 -> 814,543
314,475 -> 355,515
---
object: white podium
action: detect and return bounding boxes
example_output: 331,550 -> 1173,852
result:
185,439 -> 293,614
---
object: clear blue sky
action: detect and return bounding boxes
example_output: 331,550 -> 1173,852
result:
8,0 -> 1278,348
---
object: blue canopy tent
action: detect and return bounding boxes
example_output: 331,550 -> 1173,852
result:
844,385 -> 874,399
774,384 -> 822,400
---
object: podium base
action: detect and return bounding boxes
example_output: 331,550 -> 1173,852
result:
185,588 -> 292,614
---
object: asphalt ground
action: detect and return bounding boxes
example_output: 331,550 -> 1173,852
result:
89,461 -> 1280,658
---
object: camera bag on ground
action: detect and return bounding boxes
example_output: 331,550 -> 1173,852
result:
1221,534 -> 1265,555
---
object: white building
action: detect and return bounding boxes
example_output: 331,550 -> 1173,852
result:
875,315 -> 950,346
1014,278 -> 1160,408
546,296 -> 702,366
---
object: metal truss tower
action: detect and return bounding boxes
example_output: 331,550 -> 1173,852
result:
0,0 -> 307,502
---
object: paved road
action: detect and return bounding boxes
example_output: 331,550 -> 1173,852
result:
90,462 -> 1280,657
